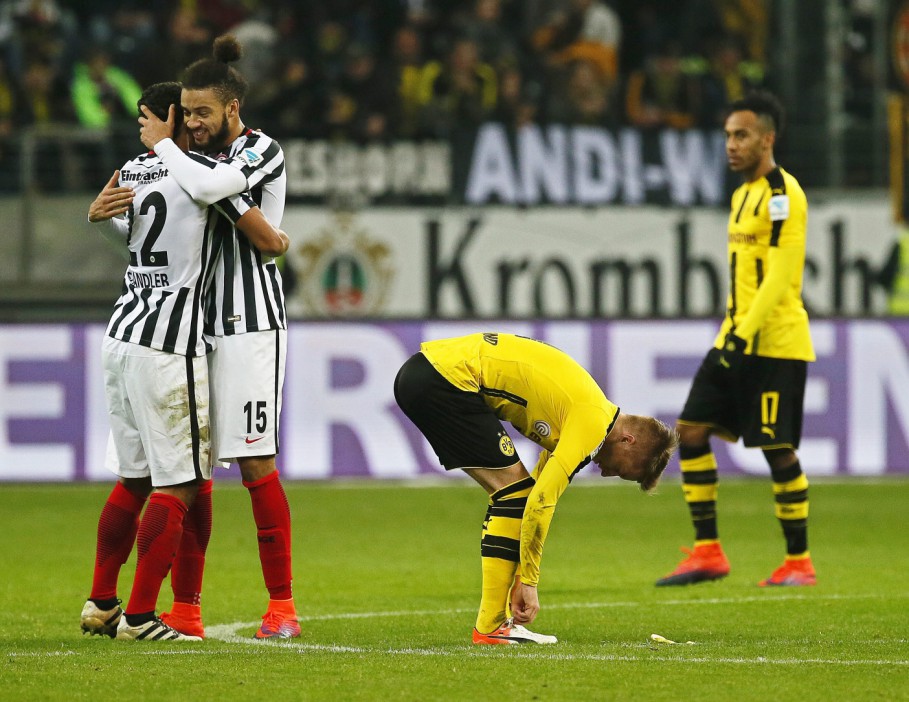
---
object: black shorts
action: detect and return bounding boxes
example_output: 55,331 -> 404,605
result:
393,352 -> 520,470
679,348 -> 807,449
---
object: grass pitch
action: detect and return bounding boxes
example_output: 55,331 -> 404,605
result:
2,477 -> 908,701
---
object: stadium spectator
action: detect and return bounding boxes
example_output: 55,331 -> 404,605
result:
690,34 -> 764,128
491,59 -> 540,129
416,36 -> 498,137
0,55 -> 15,126
81,3 -> 161,88
531,0 -> 622,84
452,0 -> 518,67
312,18 -> 350,84
394,332 -> 677,643
0,56 -> 16,191
323,42 -> 394,142
248,51 -> 325,139
388,23 -> 428,138
148,5 -> 216,88
194,0 -> 253,34
0,0 -> 78,77
656,91 -> 817,589
545,58 -> 619,127
18,55 -> 72,125
229,8 -> 279,93
617,1 -> 681,73
676,0 -> 768,65
399,0 -> 453,60
0,54 -> 76,192
711,0 -> 768,66
624,39 -> 697,130
70,45 -> 142,129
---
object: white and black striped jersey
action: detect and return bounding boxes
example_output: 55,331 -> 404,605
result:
203,128 -> 287,337
105,146 -> 246,356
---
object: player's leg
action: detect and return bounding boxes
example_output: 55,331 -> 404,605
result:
161,477 -> 212,637
464,463 -> 531,631
210,330 -> 298,638
82,474 -> 151,637
113,347 -> 210,641
657,349 -> 736,586
239,455 -> 298,639
746,358 -> 815,586
83,340 -> 155,637
758,448 -> 815,586
395,352 -> 556,644
121,482 -> 197,628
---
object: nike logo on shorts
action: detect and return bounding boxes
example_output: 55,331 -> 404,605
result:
245,436 -> 264,444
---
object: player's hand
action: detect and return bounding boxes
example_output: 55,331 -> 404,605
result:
88,170 -> 133,222
717,332 -> 747,372
511,582 -> 540,625
139,104 -> 175,150
276,229 -> 290,256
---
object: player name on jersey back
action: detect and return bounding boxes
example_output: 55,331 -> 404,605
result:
106,152 -> 219,357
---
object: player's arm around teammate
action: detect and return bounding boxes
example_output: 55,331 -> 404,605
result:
138,104 -> 289,257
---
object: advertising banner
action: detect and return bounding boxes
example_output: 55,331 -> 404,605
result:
2,320 -> 909,482
282,199 -> 898,319
281,125 -> 729,208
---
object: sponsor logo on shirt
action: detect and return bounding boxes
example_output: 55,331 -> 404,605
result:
533,420 -> 551,438
121,169 -> 167,183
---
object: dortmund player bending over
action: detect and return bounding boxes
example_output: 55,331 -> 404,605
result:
394,333 -> 677,644
656,90 -> 817,588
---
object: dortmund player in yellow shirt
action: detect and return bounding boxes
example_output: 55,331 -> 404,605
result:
656,91 -> 817,588
394,332 -> 677,644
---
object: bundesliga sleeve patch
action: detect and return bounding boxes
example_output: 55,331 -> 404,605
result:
768,194 -> 790,222
236,148 -> 264,167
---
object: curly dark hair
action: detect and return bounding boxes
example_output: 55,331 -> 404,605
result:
180,34 -> 248,106
137,81 -> 184,134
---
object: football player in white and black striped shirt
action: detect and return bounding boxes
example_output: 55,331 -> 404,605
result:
82,81 -> 287,642
138,35 -> 300,640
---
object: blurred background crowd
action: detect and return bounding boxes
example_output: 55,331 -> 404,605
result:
0,0 -> 771,137
0,0 -> 882,190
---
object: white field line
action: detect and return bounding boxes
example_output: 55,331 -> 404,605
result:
11,640 -> 909,668
287,591 -> 909,622
10,592 -> 902,665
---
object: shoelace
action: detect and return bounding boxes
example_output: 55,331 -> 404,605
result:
259,610 -> 292,633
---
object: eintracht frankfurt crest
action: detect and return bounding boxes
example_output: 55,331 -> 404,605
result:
296,212 -> 393,316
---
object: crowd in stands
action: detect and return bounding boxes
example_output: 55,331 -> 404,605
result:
0,0 -> 770,147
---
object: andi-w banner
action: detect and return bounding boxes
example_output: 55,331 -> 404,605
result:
1,319 -> 908,482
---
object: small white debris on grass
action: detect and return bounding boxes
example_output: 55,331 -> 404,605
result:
650,633 -> 695,645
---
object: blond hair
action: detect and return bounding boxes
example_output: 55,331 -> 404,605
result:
625,414 -> 679,493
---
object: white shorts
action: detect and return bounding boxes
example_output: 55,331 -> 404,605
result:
102,337 -> 211,486
208,329 -> 286,464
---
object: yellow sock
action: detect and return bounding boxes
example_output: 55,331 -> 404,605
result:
475,477 -> 534,633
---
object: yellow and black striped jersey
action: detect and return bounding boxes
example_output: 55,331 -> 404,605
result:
420,332 -> 620,585
716,166 -> 815,361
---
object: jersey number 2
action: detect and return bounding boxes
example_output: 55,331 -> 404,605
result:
138,192 -> 170,267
